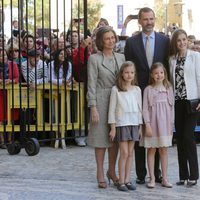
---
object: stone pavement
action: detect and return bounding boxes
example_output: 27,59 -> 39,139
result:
0,144 -> 199,200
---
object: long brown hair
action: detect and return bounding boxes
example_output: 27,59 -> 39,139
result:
149,62 -> 171,89
54,49 -> 69,80
169,29 -> 187,56
116,61 -> 138,91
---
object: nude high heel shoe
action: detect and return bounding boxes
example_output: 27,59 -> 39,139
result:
106,171 -> 119,186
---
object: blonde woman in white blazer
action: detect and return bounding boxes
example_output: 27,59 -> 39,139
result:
169,29 -> 200,187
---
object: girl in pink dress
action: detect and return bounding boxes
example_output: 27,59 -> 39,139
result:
142,62 -> 174,188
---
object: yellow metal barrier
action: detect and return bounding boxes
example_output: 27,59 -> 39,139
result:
0,83 -> 85,143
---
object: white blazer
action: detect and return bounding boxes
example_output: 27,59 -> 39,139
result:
169,49 -> 200,100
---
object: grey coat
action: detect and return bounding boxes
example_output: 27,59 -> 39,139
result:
87,52 -> 125,148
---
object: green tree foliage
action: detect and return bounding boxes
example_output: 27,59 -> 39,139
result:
23,0 -> 50,32
2,0 -> 50,33
2,0 -> 18,7
73,0 -> 103,32
2,0 -> 103,34
154,0 -> 165,31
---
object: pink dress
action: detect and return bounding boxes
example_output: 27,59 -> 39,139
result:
141,85 -> 174,148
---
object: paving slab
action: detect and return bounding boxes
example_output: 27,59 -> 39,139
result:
0,144 -> 199,200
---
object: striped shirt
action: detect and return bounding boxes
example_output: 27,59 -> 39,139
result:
21,59 -> 48,84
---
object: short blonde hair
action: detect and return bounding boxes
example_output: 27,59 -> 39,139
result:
6,42 -> 19,54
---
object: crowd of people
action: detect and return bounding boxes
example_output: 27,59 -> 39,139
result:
0,6 -> 199,192
0,19 -> 93,147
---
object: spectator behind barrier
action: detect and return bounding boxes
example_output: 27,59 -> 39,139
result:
21,49 -> 48,87
0,48 -> 19,148
21,34 -> 35,58
48,49 -> 72,86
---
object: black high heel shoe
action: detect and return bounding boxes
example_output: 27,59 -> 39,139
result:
106,171 -> 119,186
176,180 -> 186,186
187,180 -> 197,187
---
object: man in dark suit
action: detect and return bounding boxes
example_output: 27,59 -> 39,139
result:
124,7 -> 170,184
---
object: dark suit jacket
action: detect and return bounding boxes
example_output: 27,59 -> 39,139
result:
124,32 -> 170,91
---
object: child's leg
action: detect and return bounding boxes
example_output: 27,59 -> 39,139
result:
124,141 -> 134,183
159,147 -> 168,180
108,142 -> 119,181
147,148 -> 156,183
159,147 -> 172,187
118,141 -> 128,184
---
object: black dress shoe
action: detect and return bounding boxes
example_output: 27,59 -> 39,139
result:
117,183 -> 129,192
136,178 -> 145,184
187,180 -> 197,187
176,180 -> 186,186
155,177 -> 162,183
125,182 -> 136,190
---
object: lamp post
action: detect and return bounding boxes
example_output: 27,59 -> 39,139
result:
164,0 -> 169,35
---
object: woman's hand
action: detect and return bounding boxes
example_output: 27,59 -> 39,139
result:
90,106 -> 99,124
196,103 -> 200,111
145,123 -> 153,137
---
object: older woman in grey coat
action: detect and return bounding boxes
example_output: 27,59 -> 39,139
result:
87,26 -> 125,188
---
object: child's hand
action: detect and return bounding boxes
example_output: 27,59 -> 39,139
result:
138,125 -> 143,139
145,123 -> 153,137
109,129 -> 116,142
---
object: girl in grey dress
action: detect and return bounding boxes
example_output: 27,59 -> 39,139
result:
108,61 -> 142,191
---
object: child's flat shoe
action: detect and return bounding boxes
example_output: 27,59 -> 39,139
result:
125,182 -> 136,190
117,183 -> 128,192
146,180 -> 155,189
161,180 -> 173,188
